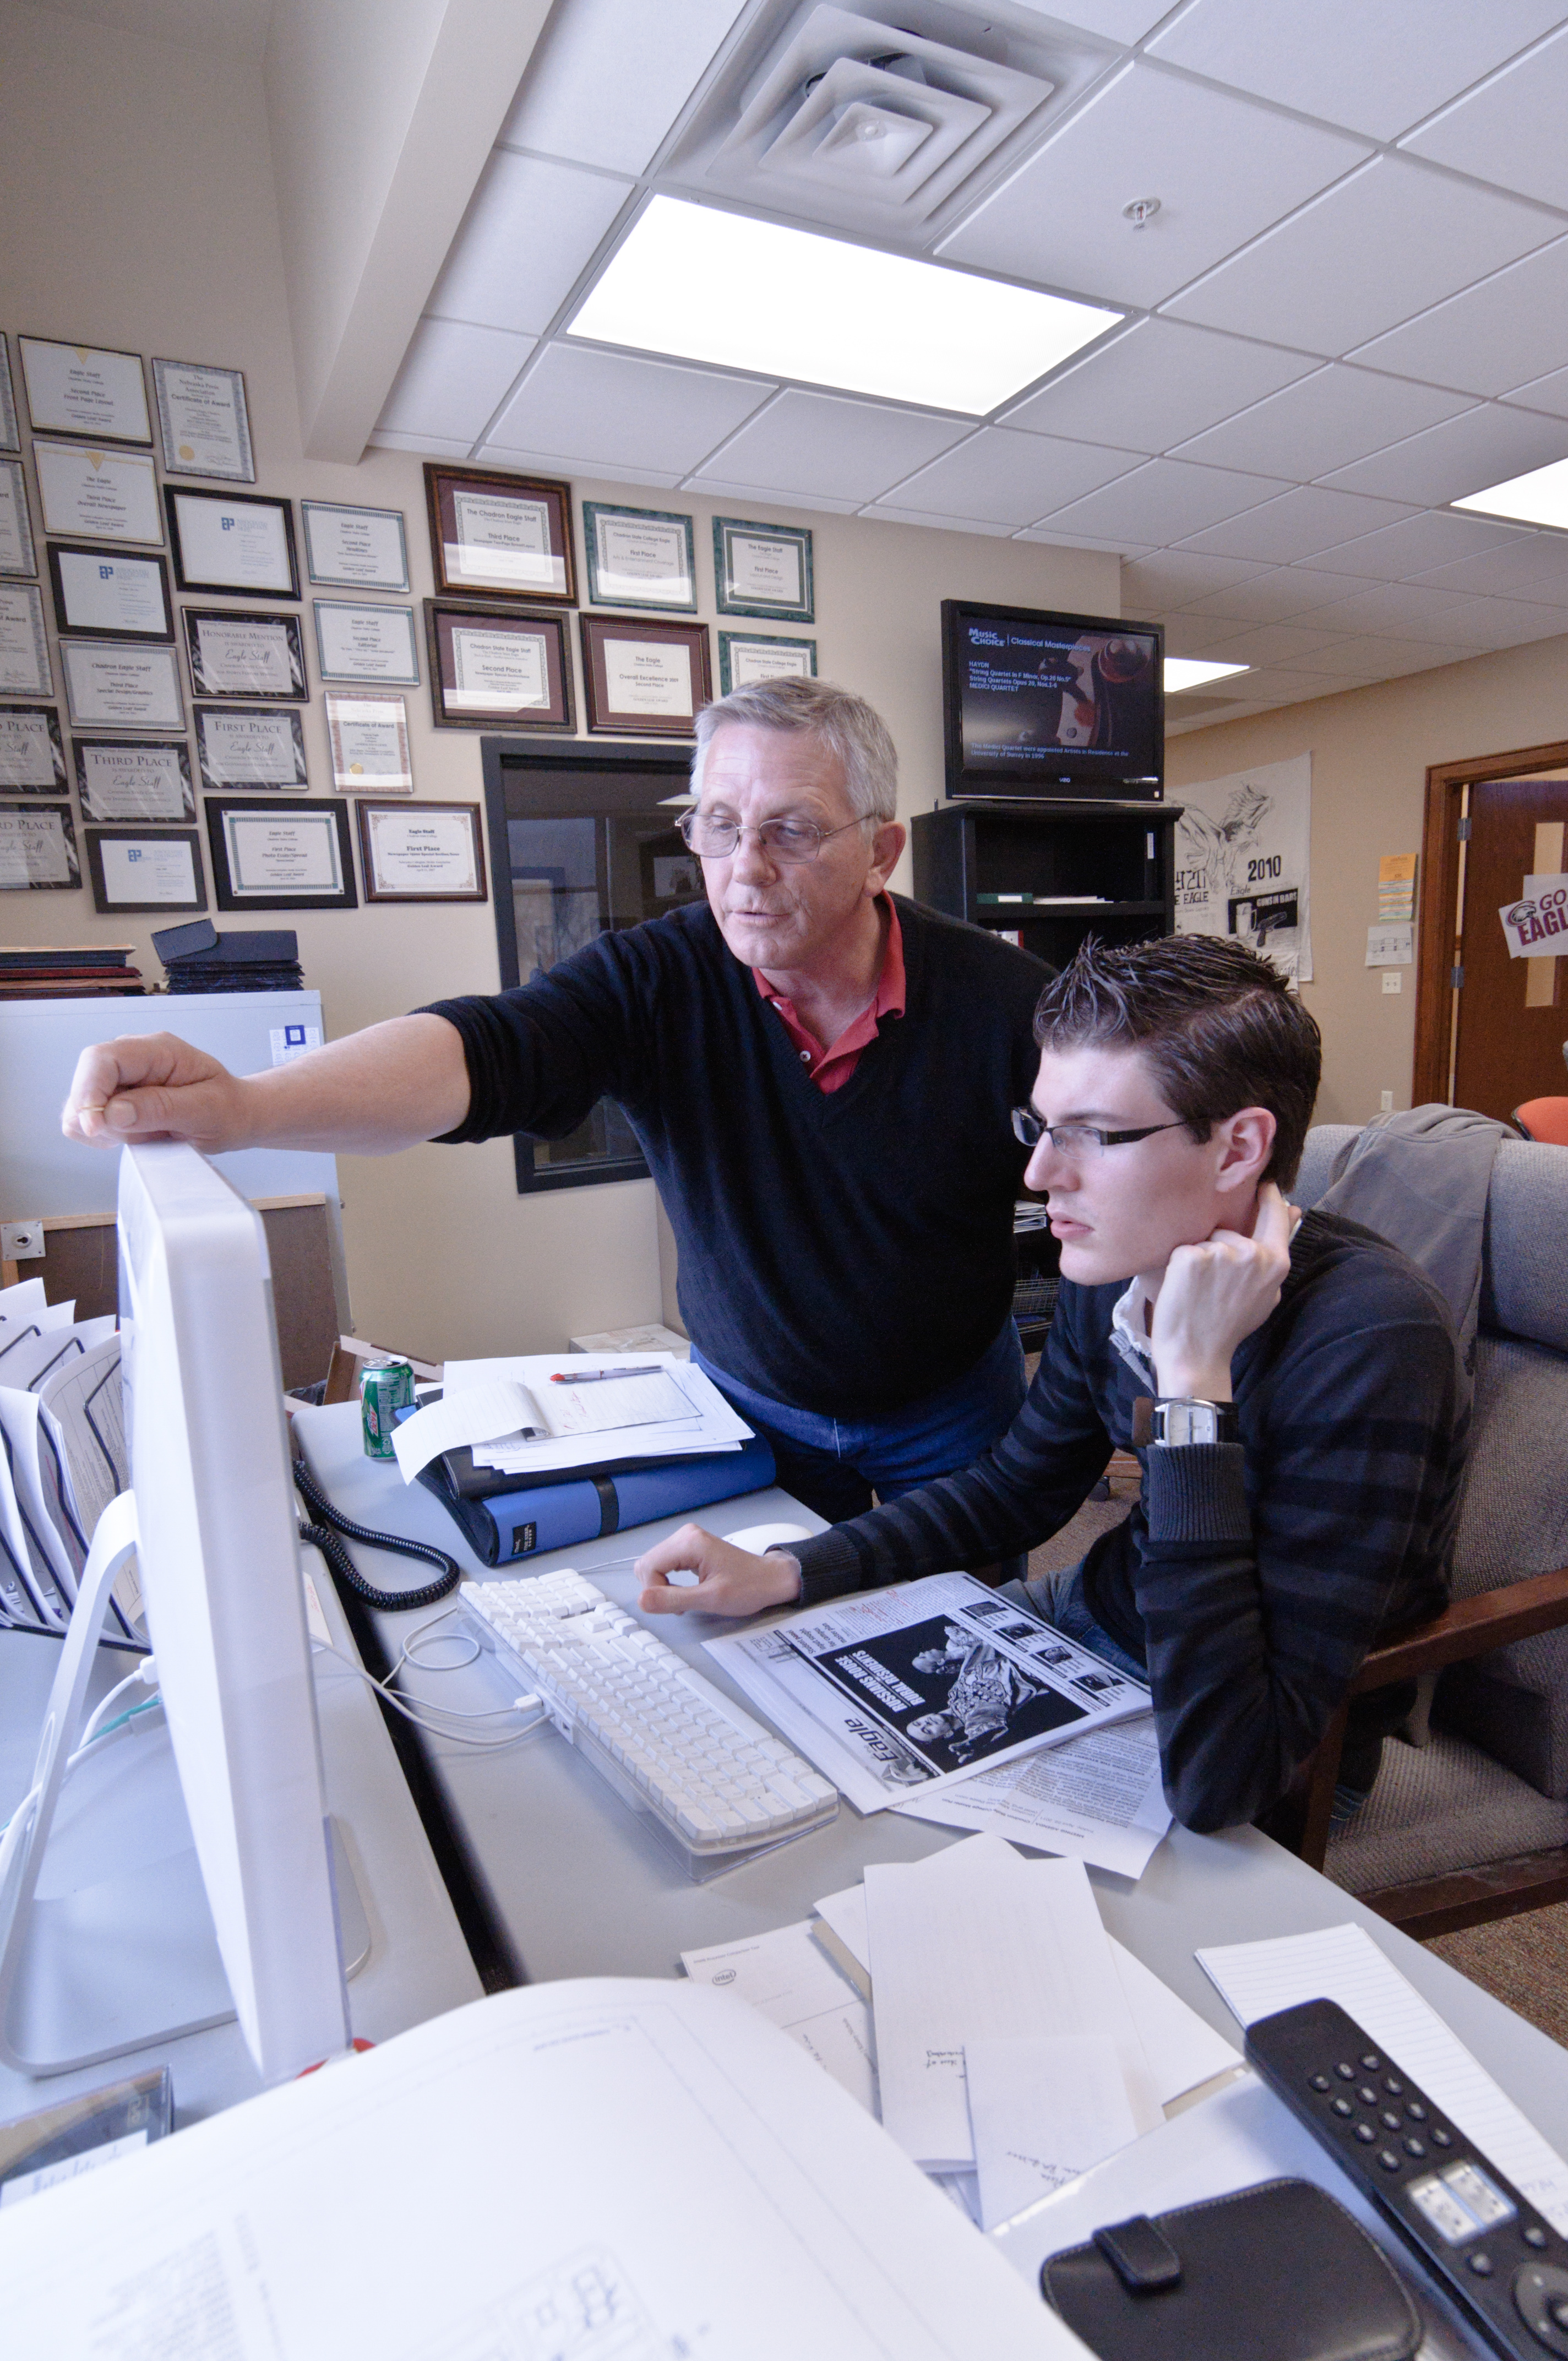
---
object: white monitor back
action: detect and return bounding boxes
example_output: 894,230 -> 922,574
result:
118,1142 -> 350,2082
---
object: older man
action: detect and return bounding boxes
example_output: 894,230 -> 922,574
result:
62,677 -> 1048,1517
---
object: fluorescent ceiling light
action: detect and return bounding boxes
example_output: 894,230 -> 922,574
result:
1452,455 -> 1568,531
1166,658 -> 1250,693
567,196 -> 1121,416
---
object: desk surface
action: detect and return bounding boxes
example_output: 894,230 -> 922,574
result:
293,1403 -> 1568,2158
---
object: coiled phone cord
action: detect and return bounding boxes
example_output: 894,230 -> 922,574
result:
292,1458 -> 462,1612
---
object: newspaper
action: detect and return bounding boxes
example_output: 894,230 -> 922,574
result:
705,1573 -> 1150,1815
892,1714 -> 1172,1879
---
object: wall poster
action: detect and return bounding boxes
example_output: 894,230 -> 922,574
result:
1172,752 -> 1313,983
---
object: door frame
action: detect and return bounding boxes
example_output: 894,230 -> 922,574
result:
1414,735 -> 1568,1104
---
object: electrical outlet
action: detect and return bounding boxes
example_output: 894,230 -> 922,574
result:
1381,971 -> 1402,994
1380,1090 -> 1394,1112
1,1220 -> 45,1261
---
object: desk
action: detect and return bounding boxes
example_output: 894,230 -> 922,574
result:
293,1402 -> 1568,2158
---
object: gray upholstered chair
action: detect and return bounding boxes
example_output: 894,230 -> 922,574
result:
1277,1126 -> 1568,1936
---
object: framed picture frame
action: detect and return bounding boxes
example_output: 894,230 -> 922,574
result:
61,637 -> 183,731
33,440 -> 162,546
1,458 -> 36,578
0,336 -> 18,453
582,502 -> 696,612
48,544 -> 173,643
0,582 -> 53,698
183,607 -> 307,702
85,826 -> 206,913
717,631 -> 819,694
0,801 -> 79,890
313,599 -> 419,686
301,501 -> 410,592
0,705 -> 66,792
74,737 -> 195,823
712,515 -> 814,624
205,795 -> 357,911
356,799 -> 486,903
151,357 -> 255,482
424,598 -> 573,731
194,703 -> 309,792
423,463 -> 575,604
579,613 -> 710,737
19,338 -> 151,447
165,487 -> 298,600
325,690 -> 413,792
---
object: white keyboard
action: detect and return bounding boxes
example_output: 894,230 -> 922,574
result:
462,1569 -> 838,1868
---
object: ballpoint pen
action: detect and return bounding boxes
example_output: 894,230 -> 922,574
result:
549,1366 -> 666,1383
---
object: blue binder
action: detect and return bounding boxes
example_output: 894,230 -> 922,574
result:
415,1435 -> 778,1566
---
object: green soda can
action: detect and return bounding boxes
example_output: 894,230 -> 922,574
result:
361,1359 -> 416,1459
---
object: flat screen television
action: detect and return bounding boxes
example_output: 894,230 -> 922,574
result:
941,600 -> 1164,802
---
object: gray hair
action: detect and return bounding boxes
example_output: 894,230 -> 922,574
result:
690,676 -> 899,824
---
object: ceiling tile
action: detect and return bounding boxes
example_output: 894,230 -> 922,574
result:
1401,23 -> 1568,209
1012,527 -> 1158,556
473,445 -> 683,491
686,390 -> 970,504
1121,552 -> 1275,608
1505,365 -> 1568,420
1414,535 -> 1568,600
1286,508 -> 1536,578
1350,239 -> 1568,396
376,320 -> 535,443
1319,402 -> 1568,502
484,344 -> 770,476
1166,156 -> 1559,356
1281,635 -> 1480,676
1000,319 -> 1319,451
683,480 -> 863,514
1146,0 -> 1568,140
1162,614 -> 1252,659
1289,579 -> 1487,638
1178,568 -> 1374,623
1179,483 -> 1420,560
1423,596 -> 1568,646
937,62 -> 1369,309
427,153 -> 631,338
1037,456 -> 1291,540
366,429 -> 476,461
869,427 -> 1136,527
1171,365 -> 1476,477
851,504 -> 1017,537
498,0 -> 747,173
1012,0 -> 1174,39
1201,621 -> 1358,665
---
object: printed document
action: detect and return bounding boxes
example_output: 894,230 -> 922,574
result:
37,1336 -> 124,1543
680,1922 -> 878,2115
441,1352 -> 752,1476
966,2034 -> 1140,2229
894,1713 -> 1172,1878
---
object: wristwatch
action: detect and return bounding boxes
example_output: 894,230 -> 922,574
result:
1144,1396 -> 1239,1448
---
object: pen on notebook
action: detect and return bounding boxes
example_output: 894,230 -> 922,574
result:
549,1366 -> 664,1384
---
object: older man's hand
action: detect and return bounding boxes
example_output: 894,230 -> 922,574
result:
62,1033 -> 252,1151
635,1524 -> 802,1618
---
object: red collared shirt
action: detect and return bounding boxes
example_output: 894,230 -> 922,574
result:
754,899 -> 907,1094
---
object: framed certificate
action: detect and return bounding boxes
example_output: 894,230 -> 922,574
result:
0,337 -> 18,453
183,608 -> 307,701
165,487 -> 298,599
0,704 -> 66,791
0,802 -> 79,890
48,544 -> 173,641
713,515 -> 814,623
34,440 -> 162,546
0,583 -> 54,697
20,338 -> 151,446
579,613 -> 710,737
424,463 -> 575,603
313,599 -> 418,685
151,358 -> 254,482
74,737 -> 195,823
62,638 -> 184,730
302,501 -> 410,591
194,703 -> 308,790
718,632 -> 818,693
426,599 -> 573,731
205,796 -> 357,911
86,827 -> 205,913
357,799 -> 486,902
325,690 -> 413,791
0,459 -> 35,578
582,502 -> 696,611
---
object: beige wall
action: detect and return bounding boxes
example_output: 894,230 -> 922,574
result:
1166,633 -> 1568,1127
0,1 -> 1118,1362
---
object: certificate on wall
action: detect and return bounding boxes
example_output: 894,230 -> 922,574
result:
580,613 -> 710,736
718,632 -> 818,693
0,802 -> 80,889
86,828 -> 205,913
34,441 -> 163,545
166,488 -> 298,598
713,516 -> 814,623
74,737 -> 195,823
206,796 -> 357,910
62,638 -> 184,730
183,608 -> 307,701
313,600 -> 419,684
325,690 -> 413,791
424,464 -> 574,603
583,503 -> 696,611
0,583 -> 55,697
357,799 -> 485,901
20,339 -> 151,444
0,336 -> 18,452
425,599 -> 573,730
194,704 -> 308,790
151,358 -> 254,482
0,459 -> 36,577
302,502 -> 409,592
0,705 -> 66,791
48,545 -> 173,641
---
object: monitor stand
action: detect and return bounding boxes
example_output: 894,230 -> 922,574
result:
0,1493 -> 368,2079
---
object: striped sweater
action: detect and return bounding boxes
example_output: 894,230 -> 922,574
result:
790,1209 -> 1466,1832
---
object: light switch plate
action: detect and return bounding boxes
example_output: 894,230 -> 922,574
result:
1381,971 -> 1402,994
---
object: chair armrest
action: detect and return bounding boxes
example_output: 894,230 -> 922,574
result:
1351,1565 -> 1568,1693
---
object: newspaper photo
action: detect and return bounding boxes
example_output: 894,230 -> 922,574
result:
705,1574 -> 1150,1815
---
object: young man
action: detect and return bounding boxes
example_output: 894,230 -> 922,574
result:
635,935 -> 1467,1835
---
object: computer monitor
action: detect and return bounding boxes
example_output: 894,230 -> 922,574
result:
941,599 -> 1164,802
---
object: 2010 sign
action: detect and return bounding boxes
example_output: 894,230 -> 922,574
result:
1500,872 -> 1568,959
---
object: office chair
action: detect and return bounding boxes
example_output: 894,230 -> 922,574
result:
1513,1097 -> 1568,1147
1273,1127 -> 1568,1939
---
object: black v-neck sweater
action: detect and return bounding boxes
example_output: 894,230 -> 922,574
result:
424,896 -> 1047,1417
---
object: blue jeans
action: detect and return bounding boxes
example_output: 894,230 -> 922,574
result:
1000,1559 -> 1150,1683
695,1321 -> 1027,1537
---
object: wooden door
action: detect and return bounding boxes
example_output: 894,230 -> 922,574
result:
1452,775 -> 1568,1121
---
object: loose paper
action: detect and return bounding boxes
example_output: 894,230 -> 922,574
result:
680,1922 -> 878,2115
966,2034 -> 1139,2228
391,1379 -> 542,1482
894,1713 -> 1172,1880
1365,921 -> 1414,967
1378,853 -> 1417,923
1174,753 -> 1313,983
447,1352 -> 753,1478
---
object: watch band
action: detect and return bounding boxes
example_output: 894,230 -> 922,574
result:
1133,1396 -> 1239,1448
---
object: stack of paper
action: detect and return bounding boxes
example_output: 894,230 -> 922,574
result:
895,1713 -> 1173,1880
0,1277 -> 130,1630
393,1352 -> 753,1484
